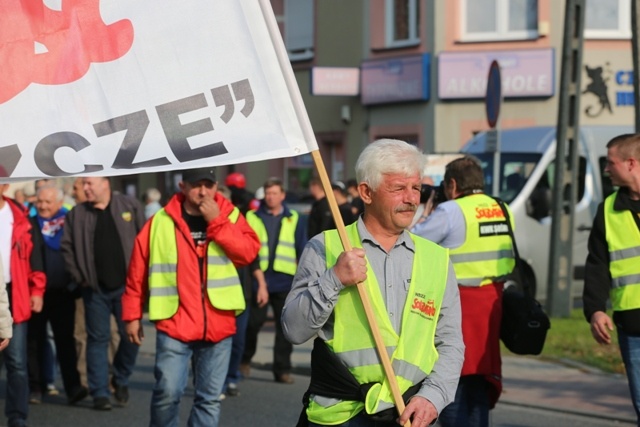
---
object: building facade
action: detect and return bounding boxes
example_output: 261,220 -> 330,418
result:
114,0 -> 635,202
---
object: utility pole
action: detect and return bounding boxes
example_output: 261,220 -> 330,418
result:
546,0 -> 585,317
632,0 -> 640,131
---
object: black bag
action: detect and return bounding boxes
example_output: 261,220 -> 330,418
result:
500,287 -> 550,355
493,198 -> 551,356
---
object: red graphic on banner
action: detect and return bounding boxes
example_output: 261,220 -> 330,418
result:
0,0 -> 134,104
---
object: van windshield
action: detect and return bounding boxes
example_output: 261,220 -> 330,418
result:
473,153 -> 542,203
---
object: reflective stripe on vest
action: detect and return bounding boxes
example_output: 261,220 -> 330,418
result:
246,210 -> 298,275
450,194 -> 515,287
604,193 -> 640,311
148,208 -> 245,320
306,223 -> 448,425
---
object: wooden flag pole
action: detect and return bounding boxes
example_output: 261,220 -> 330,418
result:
257,2 -> 410,424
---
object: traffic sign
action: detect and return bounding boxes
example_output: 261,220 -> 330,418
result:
486,60 -> 502,129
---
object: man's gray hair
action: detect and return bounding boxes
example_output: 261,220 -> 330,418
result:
355,139 -> 425,190
36,184 -> 64,202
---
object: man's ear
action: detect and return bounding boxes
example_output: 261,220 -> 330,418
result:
358,182 -> 373,205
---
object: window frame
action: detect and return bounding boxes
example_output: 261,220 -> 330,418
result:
459,0 -> 539,43
384,0 -> 420,48
284,0 -> 314,62
584,0 -> 631,40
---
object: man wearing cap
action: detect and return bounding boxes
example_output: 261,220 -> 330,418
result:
61,177 -> 145,410
122,167 -> 260,427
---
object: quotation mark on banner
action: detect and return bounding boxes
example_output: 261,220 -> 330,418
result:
211,79 -> 255,123
0,0 -> 134,104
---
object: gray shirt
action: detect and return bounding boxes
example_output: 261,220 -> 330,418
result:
282,218 -> 464,414
410,200 -> 466,249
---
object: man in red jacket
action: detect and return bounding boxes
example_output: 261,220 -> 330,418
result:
0,183 -> 46,427
123,167 -> 260,427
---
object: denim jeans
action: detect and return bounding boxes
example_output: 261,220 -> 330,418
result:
225,305 -> 249,389
3,322 -> 28,427
618,329 -> 640,424
150,331 -> 232,427
82,286 -> 139,398
438,375 -> 490,427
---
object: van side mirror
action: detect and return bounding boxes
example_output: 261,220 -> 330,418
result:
526,187 -> 552,221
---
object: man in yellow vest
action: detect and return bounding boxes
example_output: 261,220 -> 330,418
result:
122,167 -> 260,427
411,156 -> 515,427
241,177 -> 308,384
584,133 -> 640,424
282,139 -> 464,427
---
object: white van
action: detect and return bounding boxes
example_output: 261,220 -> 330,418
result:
460,125 -> 633,302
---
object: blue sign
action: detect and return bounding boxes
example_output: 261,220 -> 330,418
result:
485,60 -> 502,128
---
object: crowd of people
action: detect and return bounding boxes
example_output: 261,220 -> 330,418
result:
0,134 -> 639,427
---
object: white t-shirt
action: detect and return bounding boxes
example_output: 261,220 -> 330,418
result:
0,202 -> 13,284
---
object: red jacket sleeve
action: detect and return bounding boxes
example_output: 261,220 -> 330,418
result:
28,271 -> 46,298
207,195 -> 260,267
122,221 -> 151,322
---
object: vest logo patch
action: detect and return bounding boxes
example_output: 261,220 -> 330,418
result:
411,292 -> 436,319
478,221 -> 509,237
475,205 -> 505,220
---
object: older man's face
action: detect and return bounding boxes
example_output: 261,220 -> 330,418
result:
36,187 -> 63,219
366,173 -> 421,233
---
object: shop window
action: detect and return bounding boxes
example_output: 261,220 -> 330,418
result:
385,0 -> 420,47
460,0 -> 538,42
284,0 -> 314,61
585,0 -> 631,40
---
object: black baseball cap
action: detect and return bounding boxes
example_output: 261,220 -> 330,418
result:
181,167 -> 217,184
331,180 -> 347,195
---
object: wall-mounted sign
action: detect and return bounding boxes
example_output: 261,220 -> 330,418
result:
311,67 -> 360,96
439,48 -> 554,99
361,54 -> 430,105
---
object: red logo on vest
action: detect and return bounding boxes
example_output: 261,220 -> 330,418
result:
0,0 -> 134,104
411,298 -> 436,318
475,204 -> 505,220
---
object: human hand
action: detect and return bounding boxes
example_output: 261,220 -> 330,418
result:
397,396 -> 438,427
126,319 -> 144,346
199,195 -> 220,222
590,311 -> 613,345
30,296 -> 43,313
333,248 -> 367,286
0,338 -> 9,352
256,283 -> 269,308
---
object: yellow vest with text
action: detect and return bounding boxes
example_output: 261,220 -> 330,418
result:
450,194 -> 515,287
147,208 -> 245,320
604,192 -> 640,311
306,223 -> 448,425
246,210 -> 298,275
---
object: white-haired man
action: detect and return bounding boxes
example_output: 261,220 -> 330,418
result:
282,139 -> 464,427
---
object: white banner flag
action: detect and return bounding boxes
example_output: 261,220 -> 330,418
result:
0,0 -> 316,181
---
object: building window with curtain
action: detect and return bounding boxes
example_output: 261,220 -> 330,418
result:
386,0 -> 420,47
585,0 -> 631,39
284,0 -> 314,61
460,0 -> 538,42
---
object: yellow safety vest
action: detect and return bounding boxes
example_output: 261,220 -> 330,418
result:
246,209 -> 299,275
306,223 -> 448,425
450,194 -> 515,287
604,192 -> 640,311
147,208 -> 245,320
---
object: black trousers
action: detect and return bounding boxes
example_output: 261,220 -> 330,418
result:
242,290 -> 292,377
27,289 -> 82,395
